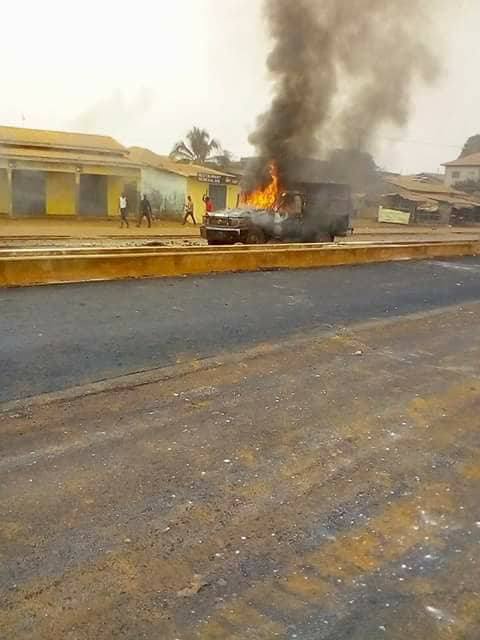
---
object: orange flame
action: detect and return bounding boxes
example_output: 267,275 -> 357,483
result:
242,162 -> 281,210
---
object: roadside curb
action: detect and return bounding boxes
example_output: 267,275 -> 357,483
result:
1,240 -> 479,288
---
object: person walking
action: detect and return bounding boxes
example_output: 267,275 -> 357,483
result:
119,193 -> 129,228
137,194 -> 153,228
183,195 -> 196,225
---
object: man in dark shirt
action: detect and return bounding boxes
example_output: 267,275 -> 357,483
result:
137,194 -> 153,228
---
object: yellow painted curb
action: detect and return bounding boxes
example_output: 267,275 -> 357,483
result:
0,241 -> 478,287
0,239 -> 477,258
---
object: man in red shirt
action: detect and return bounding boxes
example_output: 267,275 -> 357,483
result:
203,195 -> 214,215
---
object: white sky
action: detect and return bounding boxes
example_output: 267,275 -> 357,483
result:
0,0 -> 478,174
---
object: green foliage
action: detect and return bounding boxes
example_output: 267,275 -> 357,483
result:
460,134 -> 480,158
170,127 -> 222,163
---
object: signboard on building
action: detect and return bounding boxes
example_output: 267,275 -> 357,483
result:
378,206 -> 411,225
197,173 -> 240,186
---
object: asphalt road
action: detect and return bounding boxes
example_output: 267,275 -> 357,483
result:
1,302 -> 480,639
2,257 -> 480,403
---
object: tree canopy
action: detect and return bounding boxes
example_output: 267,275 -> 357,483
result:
460,134 -> 480,158
170,127 -> 221,163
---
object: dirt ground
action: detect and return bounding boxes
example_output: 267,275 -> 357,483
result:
0,217 -> 199,239
1,217 -> 479,250
1,303 -> 479,639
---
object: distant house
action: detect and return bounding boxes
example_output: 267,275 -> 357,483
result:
129,147 -> 240,218
382,175 -> 480,225
443,153 -> 480,187
0,126 -> 140,218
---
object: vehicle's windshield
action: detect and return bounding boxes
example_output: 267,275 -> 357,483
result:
276,192 -> 303,215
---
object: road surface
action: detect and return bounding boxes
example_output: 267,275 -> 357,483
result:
1,300 -> 480,638
2,257 -> 480,403
1,259 -> 480,639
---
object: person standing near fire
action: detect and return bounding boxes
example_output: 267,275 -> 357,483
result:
119,192 -> 129,228
203,194 -> 214,216
183,195 -> 196,225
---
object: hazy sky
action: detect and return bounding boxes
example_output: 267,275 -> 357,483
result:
1,0 -> 478,174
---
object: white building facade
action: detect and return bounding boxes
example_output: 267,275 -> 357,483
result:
129,147 -> 240,220
443,153 -> 480,187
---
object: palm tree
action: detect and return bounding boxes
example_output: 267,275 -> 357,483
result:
170,127 -> 222,163
208,150 -> 233,169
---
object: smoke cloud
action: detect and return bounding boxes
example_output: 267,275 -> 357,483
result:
70,88 -> 155,138
248,0 -> 441,187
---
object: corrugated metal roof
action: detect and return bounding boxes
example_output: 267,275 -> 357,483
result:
129,146 -> 237,179
385,190 -> 438,205
443,152 -> 480,167
0,126 -> 126,154
0,145 -> 139,168
384,182 -> 480,210
383,175 -> 480,209
384,175 -> 463,196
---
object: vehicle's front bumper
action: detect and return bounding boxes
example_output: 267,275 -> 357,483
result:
203,226 -> 244,243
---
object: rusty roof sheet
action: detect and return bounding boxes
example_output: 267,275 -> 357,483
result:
0,145 -> 139,168
443,152 -> 480,167
129,146 -> 237,179
383,175 -> 480,209
0,126 -> 126,154
384,175 -> 464,196
385,190 -> 437,205
385,187 -> 480,209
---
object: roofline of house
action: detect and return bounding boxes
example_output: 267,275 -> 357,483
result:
0,125 -> 127,154
0,141 -> 127,155
129,147 -> 238,179
442,157 -> 480,167
0,150 -> 141,170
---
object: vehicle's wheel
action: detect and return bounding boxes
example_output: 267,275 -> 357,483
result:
245,228 -> 266,244
207,239 -> 223,245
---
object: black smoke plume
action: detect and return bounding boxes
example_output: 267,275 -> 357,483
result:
247,0 -> 440,189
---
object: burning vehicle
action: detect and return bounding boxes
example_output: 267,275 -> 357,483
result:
200,165 -> 352,245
